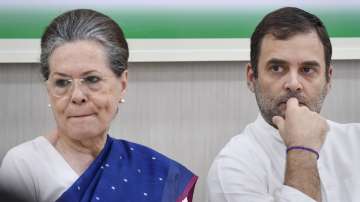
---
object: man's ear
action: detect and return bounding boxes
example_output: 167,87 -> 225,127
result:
326,64 -> 333,93
246,63 -> 256,92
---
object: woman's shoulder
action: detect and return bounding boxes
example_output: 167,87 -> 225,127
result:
110,137 -> 180,167
108,136 -> 196,178
2,136 -> 47,163
0,137 -> 47,202
0,136 -> 51,184
108,137 -> 197,201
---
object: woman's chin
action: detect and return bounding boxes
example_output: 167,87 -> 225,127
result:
61,124 -> 105,140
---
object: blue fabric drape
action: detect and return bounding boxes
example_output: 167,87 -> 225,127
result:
56,135 -> 197,202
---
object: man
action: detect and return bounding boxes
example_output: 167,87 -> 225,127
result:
207,7 -> 360,202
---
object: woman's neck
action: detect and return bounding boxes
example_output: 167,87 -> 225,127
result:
45,130 -> 107,175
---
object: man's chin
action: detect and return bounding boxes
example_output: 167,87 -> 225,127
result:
276,104 -> 286,118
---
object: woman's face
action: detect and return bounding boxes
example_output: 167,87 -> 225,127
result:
47,40 -> 127,140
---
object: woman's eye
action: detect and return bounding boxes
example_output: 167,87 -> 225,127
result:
84,76 -> 101,84
55,79 -> 71,88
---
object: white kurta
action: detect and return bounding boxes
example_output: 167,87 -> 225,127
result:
0,136 -> 189,202
207,114 -> 360,202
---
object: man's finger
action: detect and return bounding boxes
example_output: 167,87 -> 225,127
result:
286,97 -> 299,110
272,116 -> 285,131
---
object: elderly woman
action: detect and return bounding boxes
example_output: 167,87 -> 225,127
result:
0,9 -> 197,202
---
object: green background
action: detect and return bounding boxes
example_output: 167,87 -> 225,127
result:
0,7 -> 359,38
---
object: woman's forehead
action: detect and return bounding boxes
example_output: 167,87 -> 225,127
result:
48,40 -> 112,76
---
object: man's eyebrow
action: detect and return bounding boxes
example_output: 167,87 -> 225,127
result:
81,70 -> 100,76
301,61 -> 321,68
266,58 -> 288,66
265,59 -> 321,68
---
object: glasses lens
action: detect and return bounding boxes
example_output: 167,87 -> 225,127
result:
48,78 -> 72,97
82,75 -> 103,91
47,74 -> 111,97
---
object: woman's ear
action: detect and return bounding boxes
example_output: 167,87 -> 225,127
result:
118,70 -> 128,102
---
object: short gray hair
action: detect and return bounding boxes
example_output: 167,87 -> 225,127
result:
40,9 -> 129,80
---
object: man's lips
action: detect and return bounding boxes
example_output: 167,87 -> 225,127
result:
278,101 -> 306,106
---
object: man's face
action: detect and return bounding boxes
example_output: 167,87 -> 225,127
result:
247,31 -> 332,127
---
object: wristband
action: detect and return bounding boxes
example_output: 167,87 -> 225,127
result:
286,146 -> 319,160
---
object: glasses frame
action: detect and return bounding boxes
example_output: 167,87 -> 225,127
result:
46,73 -> 116,98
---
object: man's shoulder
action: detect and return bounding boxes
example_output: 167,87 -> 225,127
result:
207,123 -> 271,193
323,120 -> 360,149
327,119 -> 360,126
213,122 -> 267,166
321,120 -> 360,157
327,120 -> 360,134
221,132 -> 256,155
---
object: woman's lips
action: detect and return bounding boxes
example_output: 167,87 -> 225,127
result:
68,113 -> 95,119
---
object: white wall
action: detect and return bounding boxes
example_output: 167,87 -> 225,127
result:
1,60 -> 359,202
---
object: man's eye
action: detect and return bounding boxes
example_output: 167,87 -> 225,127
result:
55,79 -> 71,88
84,76 -> 101,84
270,65 -> 283,72
302,67 -> 314,74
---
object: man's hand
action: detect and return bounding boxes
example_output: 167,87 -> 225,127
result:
272,97 -> 328,202
272,97 -> 328,151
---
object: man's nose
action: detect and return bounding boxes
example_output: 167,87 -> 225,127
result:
284,71 -> 303,92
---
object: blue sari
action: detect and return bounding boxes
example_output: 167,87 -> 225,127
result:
56,136 -> 197,202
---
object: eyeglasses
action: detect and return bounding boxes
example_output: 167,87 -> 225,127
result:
46,74 -> 114,97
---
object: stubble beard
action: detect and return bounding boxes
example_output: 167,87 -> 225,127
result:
253,82 -> 328,128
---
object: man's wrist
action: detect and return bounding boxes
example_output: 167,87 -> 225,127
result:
286,149 -> 318,166
287,146 -> 319,160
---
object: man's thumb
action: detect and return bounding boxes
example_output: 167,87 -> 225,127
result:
272,116 -> 284,131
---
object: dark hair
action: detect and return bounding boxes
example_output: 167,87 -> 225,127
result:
250,7 -> 332,81
40,9 -> 128,80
